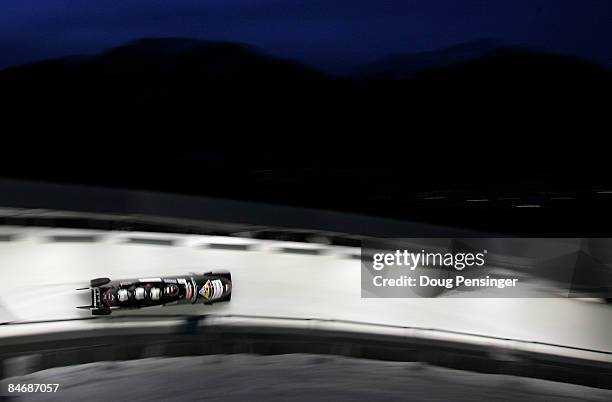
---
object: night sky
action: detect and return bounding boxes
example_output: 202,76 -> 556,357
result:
1,0 -> 611,73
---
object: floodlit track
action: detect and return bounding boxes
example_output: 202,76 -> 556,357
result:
0,226 -> 611,356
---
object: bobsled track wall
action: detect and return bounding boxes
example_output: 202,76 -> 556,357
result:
0,227 -> 611,389
1,316 -> 612,389
0,180 -> 611,390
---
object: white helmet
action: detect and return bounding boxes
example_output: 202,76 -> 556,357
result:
134,287 -> 146,300
150,287 -> 161,301
117,289 -> 129,302
165,284 -> 179,297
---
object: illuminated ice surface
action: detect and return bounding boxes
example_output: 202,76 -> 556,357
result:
0,228 -> 610,353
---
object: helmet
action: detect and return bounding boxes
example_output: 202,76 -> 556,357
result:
134,287 -> 146,300
117,289 -> 129,302
165,284 -> 179,297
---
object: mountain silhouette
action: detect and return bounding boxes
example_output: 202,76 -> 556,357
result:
1,37 -> 611,235
3,36 -> 608,109
355,38 -> 507,79
1,38 -> 330,104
